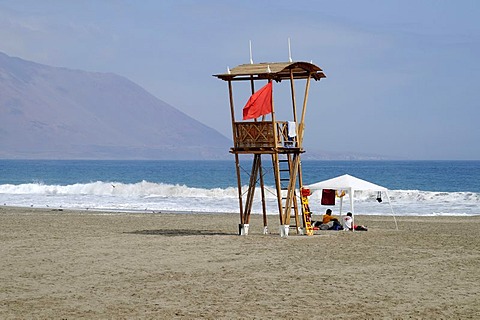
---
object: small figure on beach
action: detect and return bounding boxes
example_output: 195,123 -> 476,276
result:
323,208 -> 343,230
312,209 -> 343,230
343,212 -> 368,231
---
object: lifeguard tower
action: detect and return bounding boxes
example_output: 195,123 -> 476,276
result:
214,59 -> 326,236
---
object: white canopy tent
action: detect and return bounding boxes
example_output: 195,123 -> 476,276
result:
307,174 -> 398,230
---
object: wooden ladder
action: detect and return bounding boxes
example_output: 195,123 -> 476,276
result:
276,154 -> 301,233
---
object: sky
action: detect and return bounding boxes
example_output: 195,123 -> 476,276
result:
1,0 -> 479,160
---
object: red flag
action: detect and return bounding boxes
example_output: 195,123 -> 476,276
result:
242,82 -> 272,120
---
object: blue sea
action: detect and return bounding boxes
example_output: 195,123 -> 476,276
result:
0,160 -> 479,216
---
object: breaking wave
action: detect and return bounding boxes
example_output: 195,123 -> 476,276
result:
0,181 -> 479,216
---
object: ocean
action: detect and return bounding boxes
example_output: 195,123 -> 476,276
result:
0,160 -> 479,216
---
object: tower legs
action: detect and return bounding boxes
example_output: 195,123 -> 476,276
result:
235,152 -> 302,236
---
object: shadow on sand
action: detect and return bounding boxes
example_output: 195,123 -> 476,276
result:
125,229 -> 234,237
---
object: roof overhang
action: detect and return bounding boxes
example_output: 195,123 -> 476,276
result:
213,61 -> 326,82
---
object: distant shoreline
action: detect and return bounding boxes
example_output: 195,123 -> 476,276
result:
1,204 -> 479,217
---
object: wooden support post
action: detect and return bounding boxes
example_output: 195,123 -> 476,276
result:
268,79 -> 279,148
227,80 -> 236,143
250,75 -> 255,95
289,69 -> 298,123
297,74 -> 312,147
297,157 -> 306,229
289,154 -> 301,231
228,80 -> 246,232
234,153 -> 244,226
244,154 -> 261,224
258,155 -> 268,233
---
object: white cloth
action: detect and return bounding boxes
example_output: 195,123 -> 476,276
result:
343,216 -> 353,230
287,121 -> 296,138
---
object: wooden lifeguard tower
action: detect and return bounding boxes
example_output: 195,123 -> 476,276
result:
214,61 -> 326,236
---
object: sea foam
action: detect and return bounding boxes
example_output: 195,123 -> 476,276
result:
0,181 -> 479,216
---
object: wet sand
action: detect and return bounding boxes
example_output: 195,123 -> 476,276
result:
1,206 -> 479,319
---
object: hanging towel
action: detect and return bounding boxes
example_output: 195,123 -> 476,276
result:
321,189 -> 336,205
287,121 -> 296,138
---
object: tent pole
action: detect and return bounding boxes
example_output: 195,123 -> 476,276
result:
385,191 -> 398,230
350,188 -> 354,232
339,195 -> 344,231
339,196 -> 343,215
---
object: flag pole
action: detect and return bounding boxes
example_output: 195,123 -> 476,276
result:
288,38 -> 292,62
249,40 -> 253,64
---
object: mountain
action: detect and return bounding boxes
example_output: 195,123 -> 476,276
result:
0,52 -> 232,160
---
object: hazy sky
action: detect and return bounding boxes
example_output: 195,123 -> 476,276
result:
1,0 -> 479,160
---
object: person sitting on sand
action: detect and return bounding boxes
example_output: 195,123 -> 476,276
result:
342,212 -> 368,231
323,208 -> 343,230
312,209 -> 342,230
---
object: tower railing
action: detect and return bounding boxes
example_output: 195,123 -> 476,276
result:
233,121 -> 297,149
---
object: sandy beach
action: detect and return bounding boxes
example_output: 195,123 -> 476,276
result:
0,206 -> 479,319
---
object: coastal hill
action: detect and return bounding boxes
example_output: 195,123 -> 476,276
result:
0,52 -> 232,160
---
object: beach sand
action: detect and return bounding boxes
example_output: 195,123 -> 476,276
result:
1,206 -> 479,319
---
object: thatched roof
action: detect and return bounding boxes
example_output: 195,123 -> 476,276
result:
214,61 -> 326,82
